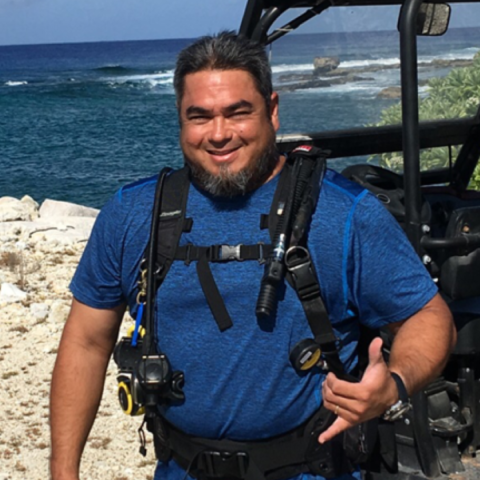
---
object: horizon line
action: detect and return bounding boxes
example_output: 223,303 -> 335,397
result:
0,25 -> 476,49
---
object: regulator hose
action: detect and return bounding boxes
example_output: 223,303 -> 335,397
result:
256,156 -> 315,319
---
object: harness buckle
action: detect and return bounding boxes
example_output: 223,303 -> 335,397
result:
258,242 -> 266,265
285,246 -> 321,300
199,450 -> 249,478
216,244 -> 244,262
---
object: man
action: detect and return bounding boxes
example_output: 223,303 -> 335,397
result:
50,32 -> 456,480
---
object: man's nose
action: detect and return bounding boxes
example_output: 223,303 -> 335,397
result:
209,116 -> 232,144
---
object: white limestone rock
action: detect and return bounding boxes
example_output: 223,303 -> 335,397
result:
30,302 -> 50,321
47,300 -> 69,324
0,217 -> 96,245
39,199 -> 99,219
29,217 -> 96,244
0,282 -> 27,303
21,194 -> 39,212
0,196 -> 39,222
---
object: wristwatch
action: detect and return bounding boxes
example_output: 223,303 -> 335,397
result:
382,372 -> 411,421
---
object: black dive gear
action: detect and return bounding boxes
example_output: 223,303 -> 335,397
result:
147,405 -> 364,480
256,146 -> 326,320
114,146 -> 378,478
255,157 -> 299,319
113,168 -> 185,421
113,334 -> 184,416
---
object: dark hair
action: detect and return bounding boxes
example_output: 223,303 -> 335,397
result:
174,31 -> 273,108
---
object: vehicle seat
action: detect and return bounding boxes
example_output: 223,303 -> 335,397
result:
439,206 -> 480,355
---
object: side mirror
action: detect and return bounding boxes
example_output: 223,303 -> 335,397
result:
398,2 -> 451,36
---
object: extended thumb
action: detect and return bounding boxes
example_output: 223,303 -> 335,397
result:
368,337 -> 384,366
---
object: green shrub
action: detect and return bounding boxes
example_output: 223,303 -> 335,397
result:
374,52 -> 480,190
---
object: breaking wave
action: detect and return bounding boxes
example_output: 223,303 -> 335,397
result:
339,58 -> 401,69
103,70 -> 174,89
4,80 -> 28,87
271,63 -> 314,74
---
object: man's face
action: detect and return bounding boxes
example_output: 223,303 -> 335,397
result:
178,69 -> 280,196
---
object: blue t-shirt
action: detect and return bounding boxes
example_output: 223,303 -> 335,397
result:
71,168 -> 437,480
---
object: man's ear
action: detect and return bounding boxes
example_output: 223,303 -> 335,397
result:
270,92 -> 280,132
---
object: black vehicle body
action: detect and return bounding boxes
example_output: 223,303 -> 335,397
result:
240,1 -> 480,479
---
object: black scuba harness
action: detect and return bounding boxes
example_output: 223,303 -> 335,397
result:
113,146 -> 376,479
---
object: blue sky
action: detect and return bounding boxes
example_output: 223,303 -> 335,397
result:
0,0 -> 479,46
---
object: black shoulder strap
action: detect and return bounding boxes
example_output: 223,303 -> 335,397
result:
141,166 -> 191,353
154,166 -> 192,288
268,147 -> 355,381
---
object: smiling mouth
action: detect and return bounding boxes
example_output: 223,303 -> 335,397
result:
207,147 -> 241,161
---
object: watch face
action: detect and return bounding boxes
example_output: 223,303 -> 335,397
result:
384,401 -> 411,422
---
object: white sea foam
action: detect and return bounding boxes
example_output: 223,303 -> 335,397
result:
339,58 -> 401,69
271,63 -> 314,74
5,80 -> 28,87
297,82 -> 384,95
104,70 -> 174,88
419,50 -> 478,64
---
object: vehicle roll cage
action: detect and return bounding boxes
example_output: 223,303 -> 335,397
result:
240,0 -> 480,256
239,3 -> 480,478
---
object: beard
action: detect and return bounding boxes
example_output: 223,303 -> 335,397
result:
187,137 -> 279,198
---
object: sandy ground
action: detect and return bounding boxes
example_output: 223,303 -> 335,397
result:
0,212 -> 157,480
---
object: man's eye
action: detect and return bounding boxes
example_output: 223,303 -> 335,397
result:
231,111 -> 250,118
188,115 -> 210,122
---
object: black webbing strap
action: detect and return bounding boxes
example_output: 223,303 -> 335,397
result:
285,250 -> 356,382
144,167 -> 172,355
153,406 -> 348,480
195,243 -> 272,332
138,166 -> 192,349
196,253 -> 235,331
176,244 -> 272,263
154,166 -> 192,288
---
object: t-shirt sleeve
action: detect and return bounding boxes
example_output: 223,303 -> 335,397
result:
350,192 -> 438,328
70,192 -> 126,309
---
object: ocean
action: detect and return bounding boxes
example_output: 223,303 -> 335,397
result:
1,28 -> 480,209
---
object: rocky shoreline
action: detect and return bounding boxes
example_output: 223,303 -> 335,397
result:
0,196 -> 156,480
274,56 -> 474,96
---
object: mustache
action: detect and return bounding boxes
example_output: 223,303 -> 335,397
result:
187,140 -> 279,198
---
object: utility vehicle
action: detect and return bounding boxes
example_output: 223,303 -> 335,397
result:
240,1 -> 480,478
